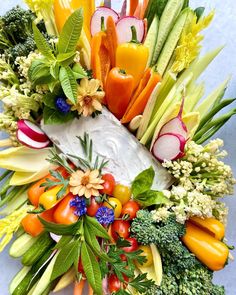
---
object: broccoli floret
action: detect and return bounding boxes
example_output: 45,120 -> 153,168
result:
9,36 -> 36,59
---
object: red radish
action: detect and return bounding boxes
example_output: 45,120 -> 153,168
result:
116,16 -> 145,44
159,99 -> 188,139
152,133 -> 186,162
17,120 -> 49,143
17,129 -> 50,149
90,7 -> 119,36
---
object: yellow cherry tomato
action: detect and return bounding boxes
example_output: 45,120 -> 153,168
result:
136,245 -> 153,268
104,197 -> 122,218
113,184 -> 132,205
39,186 -> 69,210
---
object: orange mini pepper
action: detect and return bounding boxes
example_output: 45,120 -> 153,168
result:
106,67 -> 134,119
53,193 -> 78,225
182,221 -> 229,271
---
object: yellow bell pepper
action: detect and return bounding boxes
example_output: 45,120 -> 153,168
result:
182,221 -> 229,271
116,26 -> 149,89
39,185 -> 69,210
189,216 -> 225,241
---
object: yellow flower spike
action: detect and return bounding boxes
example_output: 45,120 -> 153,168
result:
0,205 -> 33,252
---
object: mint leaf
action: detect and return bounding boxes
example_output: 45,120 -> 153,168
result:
59,66 -> 78,104
81,242 -> 103,295
134,190 -> 168,207
131,167 -> 155,198
51,240 -> 79,281
58,9 -> 83,54
33,23 -> 55,60
85,215 -> 110,240
43,106 -> 75,125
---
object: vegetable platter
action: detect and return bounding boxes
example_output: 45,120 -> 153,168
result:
0,0 -> 235,294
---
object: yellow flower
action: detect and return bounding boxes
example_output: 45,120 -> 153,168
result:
69,169 -> 104,198
69,78 -> 105,117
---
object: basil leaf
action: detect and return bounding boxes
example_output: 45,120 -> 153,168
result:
85,215 -> 110,240
39,217 -> 81,235
43,106 -> 75,125
51,240 -> 79,281
134,190 -> 169,207
57,52 -> 76,66
131,167 -> 155,198
81,242 -> 103,295
59,66 -> 78,104
32,23 -> 55,60
58,9 -> 83,54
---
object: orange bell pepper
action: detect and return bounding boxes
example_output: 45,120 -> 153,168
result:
106,68 -> 134,119
121,70 -> 161,123
182,221 -> 229,271
53,194 -> 78,225
190,216 -> 225,241
21,208 -> 55,237
27,167 -> 70,207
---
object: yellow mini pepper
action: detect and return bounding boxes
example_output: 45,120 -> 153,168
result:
39,185 -> 69,210
182,221 -> 229,271
116,26 -> 149,89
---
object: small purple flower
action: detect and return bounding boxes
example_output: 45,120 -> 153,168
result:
70,196 -> 87,217
95,206 -> 115,226
55,97 -> 71,114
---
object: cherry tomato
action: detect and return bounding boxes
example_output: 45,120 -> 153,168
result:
53,193 -> 78,225
21,208 -> 54,237
104,197 -> 122,218
113,184 -> 131,205
39,185 -> 69,210
87,197 -> 100,217
108,274 -> 121,293
111,220 -> 130,241
120,237 -> 139,261
136,245 -> 153,268
100,174 -> 115,195
121,200 -> 140,219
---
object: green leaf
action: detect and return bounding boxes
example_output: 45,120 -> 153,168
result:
131,167 -> 155,198
39,217 -> 82,235
43,93 -> 57,110
84,215 -> 110,240
81,242 -> 103,295
51,240 -> 79,281
57,52 -> 76,66
134,190 -> 169,207
58,9 -> 83,54
72,63 -> 88,79
59,66 -> 78,104
53,235 -> 73,250
50,62 -> 60,79
33,23 -> 55,60
28,59 -> 53,85
43,106 -> 75,125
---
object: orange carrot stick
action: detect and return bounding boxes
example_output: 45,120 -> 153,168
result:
88,285 -> 94,295
140,0 -> 149,19
128,0 -> 139,16
121,71 -> 161,123
73,280 -> 86,295
106,16 -> 118,68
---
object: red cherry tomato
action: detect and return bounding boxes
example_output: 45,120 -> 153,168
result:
100,174 -> 115,195
108,274 -> 121,292
120,237 -> 139,261
87,197 -> 100,217
121,200 -> 140,219
111,220 -> 130,241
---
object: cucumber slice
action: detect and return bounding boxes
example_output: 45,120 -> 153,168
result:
152,0 -> 184,66
9,233 -> 40,258
144,15 -> 159,68
155,8 -> 193,76
9,266 -> 31,294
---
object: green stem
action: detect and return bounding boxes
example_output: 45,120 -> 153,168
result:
0,176 -> 12,196
0,170 -> 11,182
130,26 -> 139,44
101,16 -> 105,32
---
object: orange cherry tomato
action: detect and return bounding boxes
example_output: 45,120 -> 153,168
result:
113,184 -> 132,205
121,200 -> 140,219
104,197 -> 122,218
53,194 -> 78,225
21,208 -> 55,237
28,167 -> 70,207
100,174 -> 116,195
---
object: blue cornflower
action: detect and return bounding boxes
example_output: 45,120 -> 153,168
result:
55,97 -> 71,114
70,196 -> 87,217
95,206 -> 115,226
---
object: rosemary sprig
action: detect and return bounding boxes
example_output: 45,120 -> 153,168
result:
47,147 -> 75,174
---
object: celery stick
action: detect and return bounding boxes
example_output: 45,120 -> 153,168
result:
155,8 -> 191,76
196,77 -> 230,119
185,82 -> 205,112
0,170 -> 12,182
145,15 -> 159,67
0,189 -> 28,216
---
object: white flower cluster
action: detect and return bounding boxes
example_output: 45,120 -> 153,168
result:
152,140 -> 235,224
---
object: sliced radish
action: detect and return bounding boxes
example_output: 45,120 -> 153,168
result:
159,99 -> 188,139
152,133 -> 186,162
50,233 -> 61,243
116,16 -> 145,44
17,129 -> 50,149
90,7 -> 119,36
17,119 -> 49,143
